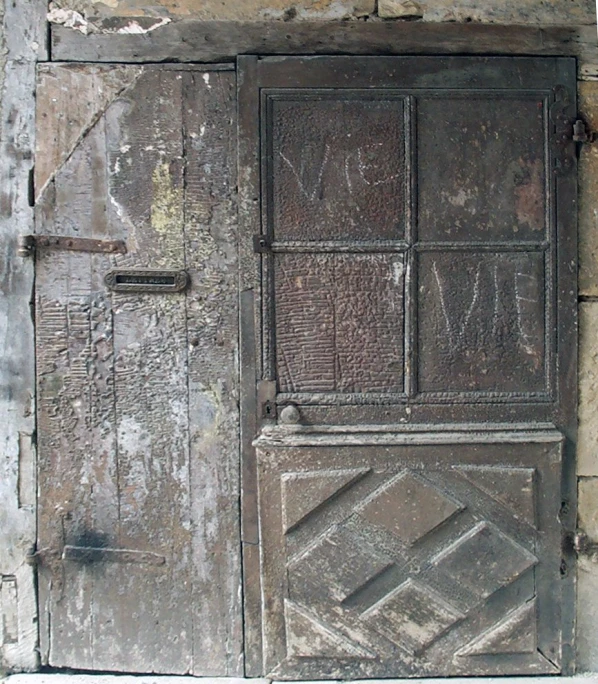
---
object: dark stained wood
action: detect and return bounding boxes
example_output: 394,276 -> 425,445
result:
238,55 -> 265,677
239,54 -> 578,678
35,64 -> 242,675
51,21 -> 597,70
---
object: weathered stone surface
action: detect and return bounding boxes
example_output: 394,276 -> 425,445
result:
378,0 -> 423,19
577,557 -> 598,671
50,0 -> 595,27
579,478 -> 598,539
578,303 -> 598,477
51,0 -> 377,23
579,82 -> 598,297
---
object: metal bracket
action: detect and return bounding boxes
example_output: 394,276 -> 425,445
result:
18,235 -> 127,258
25,544 -> 165,566
573,119 -> 597,144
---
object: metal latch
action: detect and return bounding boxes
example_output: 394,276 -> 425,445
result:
18,235 -> 127,258
572,119 -> 597,144
257,379 -> 277,420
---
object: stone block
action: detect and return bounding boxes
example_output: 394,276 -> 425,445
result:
578,303 -> 598,477
579,82 -> 598,298
579,477 -> 598,539
378,0 -> 423,19
577,557 -> 598,671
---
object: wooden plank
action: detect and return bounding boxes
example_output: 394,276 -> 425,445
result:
0,0 -> 47,673
51,21 -> 597,67
238,55 -> 264,677
35,68 -> 138,668
181,68 -> 243,676
35,65 -> 242,674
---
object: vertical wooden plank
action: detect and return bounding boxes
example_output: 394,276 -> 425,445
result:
0,0 -> 47,672
182,69 -> 243,676
237,55 -> 264,677
34,65 -> 141,669
100,68 -> 193,673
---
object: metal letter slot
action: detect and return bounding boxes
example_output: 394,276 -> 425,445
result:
104,269 -> 189,293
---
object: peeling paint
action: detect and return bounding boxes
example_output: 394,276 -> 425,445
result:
47,3 -> 91,34
115,17 -> 171,33
48,2 -> 171,34
151,162 -> 183,236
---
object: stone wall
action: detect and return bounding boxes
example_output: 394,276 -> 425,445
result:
577,79 -> 598,671
1,0 -> 598,675
49,0 -> 595,28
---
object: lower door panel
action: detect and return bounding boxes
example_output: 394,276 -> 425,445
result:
255,430 -> 563,679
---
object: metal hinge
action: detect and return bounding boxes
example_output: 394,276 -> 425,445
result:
18,235 -> 127,258
572,119 -> 597,144
26,544 -> 165,566
571,530 -> 598,561
253,234 -> 271,254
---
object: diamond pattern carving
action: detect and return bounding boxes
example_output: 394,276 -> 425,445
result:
284,600 -> 374,659
260,449 -> 561,677
433,521 -> 538,598
357,471 -> 464,545
289,526 -> 394,604
457,599 -> 537,657
362,578 -> 465,654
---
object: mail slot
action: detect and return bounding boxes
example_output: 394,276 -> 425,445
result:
104,269 -> 189,293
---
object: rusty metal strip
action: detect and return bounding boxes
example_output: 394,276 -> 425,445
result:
18,234 -> 127,257
62,545 -> 166,565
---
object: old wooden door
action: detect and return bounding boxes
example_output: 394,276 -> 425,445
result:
33,64 -> 243,674
238,56 -> 577,678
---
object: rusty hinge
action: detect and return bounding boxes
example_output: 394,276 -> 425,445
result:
18,235 -> 127,258
572,119 -> 597,144
257,379 -> 277,420
570,530 -> 598,561
253,234 -> 272,254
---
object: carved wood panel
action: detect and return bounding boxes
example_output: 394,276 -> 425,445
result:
256,435 -> 563,679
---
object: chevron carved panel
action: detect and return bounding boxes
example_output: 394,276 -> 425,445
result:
257,442 -> 563,679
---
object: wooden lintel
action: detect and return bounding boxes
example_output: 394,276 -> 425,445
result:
51,21 -> 598,66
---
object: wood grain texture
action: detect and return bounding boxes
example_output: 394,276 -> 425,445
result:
51,22 -> 597,71
35,65 -> 241,675
182,69 -> 243,676
0,0 -> 47,673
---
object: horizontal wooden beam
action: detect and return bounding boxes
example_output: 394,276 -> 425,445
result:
51,21 -> 598,67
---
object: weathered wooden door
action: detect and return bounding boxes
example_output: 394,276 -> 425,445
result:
33,64 -> 243,674
238,56 -> 577,678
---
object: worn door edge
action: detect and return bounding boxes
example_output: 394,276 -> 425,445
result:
0,0 -> 47,675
